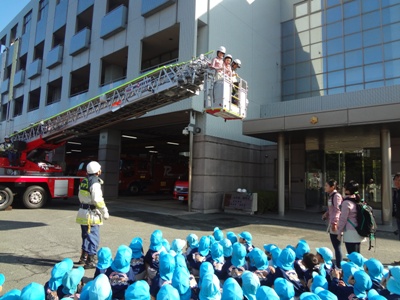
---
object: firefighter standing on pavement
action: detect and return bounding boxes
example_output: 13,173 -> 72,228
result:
76,161 -> 109,269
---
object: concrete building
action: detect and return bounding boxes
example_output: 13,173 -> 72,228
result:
1,0 -> 399,222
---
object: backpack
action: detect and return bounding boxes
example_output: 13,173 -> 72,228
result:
347,198 -> 377,250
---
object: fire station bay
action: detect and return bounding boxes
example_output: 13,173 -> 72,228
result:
0,0 -> 400,224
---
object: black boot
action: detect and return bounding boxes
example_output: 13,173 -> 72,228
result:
77,250 -> 88,265
84,254 -> 97,269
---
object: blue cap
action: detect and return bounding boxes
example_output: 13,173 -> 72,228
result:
238,231 -> 252,243
263,243 -> 277,253
232,242 -> 246,267
175,254 -> 189,271
241,271 -> 260,300
226,231 -> 238,244
48,258 -> 74,291
220,238 -> 233,257
347,252 -> 367,268
159,251 -> 176,281
150,230 -> 163,251
198,236 -> 211,257
171,239 -> 186,255
162,238 -> 170,252
368,289 -> 388,300
20,282 -> 45,300
111,245 -> 132,273
340,261 -> 360,284
199,261 -> 214,287
299,292 -> 321,300
316,247 -> 333,265
255,286 -> 279,300
274,278 -> 295,300
387,266 -> 400,295
0,289 -> 21,300
129,237 -> 144,259
97,247 -> 113,269
0,273 -> 4,286
125,280 -> 150,300
222,277 -> 243,300
62,266 -> 85,295
186,233 -> 199,248
353,270 -> 372,299
213,227 -> 224,242
295,240 -> 310,260
211,242 -> 224,263
278,248 -> 296,271
199,273 -> 221,300
156,284 -> 180,300
314,287 -> 338,300
86,274 -> 112,300
172,267 -> 191,300
247,248 -> 268,270
311,274 -> 328,293
364,258 -> 384,281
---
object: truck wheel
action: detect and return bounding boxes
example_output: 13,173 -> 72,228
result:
128,183 -> 140,195
0,186 -> 14,210
22,186 -> 47,209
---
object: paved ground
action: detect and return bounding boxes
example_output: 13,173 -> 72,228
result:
1,195 -> 399,294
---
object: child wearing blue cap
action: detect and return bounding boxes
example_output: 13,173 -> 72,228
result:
238,231 -> 253,253
150,252 -> 176,298
125,280 -> 150,300
187,236 -> 211,276
185,233 -> 199,257
364,258 -> 385,292
0,273 -> 4,295
129,237 -> 146,281
44,258 -> 74,299
226,242 -> 248,285
209,242 -> 226,280
20,282 -> 46,300
105,245 -> 135,299
94,247 -> 113,278
59,267 -> 85,299
145,230 -> 166,281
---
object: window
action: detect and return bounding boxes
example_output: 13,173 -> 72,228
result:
295,1 -> 308,18
364,45 -> 383,64
326,6 -> 342,23
13,96 -> 23,117
346,67 -> 364,85
344,33 -> 362,51
362,11 -> 381,30
28,88 -> 41,111
23,11 -> 32,34
38,0 -> 49,21
10,25 -> 17,45
382,5 -> 400,25
344,17 -> 361,35
344,1 -> 360,18
364,63 -> 384,81
382,23 -> 400,42
362,0 -> 381,13
363,28 -> 382,47
47,78 -> 62,105
385,59 -> 400,78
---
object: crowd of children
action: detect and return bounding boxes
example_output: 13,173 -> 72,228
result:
1,226 -> 400,300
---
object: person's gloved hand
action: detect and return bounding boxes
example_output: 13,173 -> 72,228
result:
103,212 -> 109,220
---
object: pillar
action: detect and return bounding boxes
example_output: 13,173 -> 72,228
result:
98,129 -> 121,199
381,128 -> 392,225
278,132 -> 285,216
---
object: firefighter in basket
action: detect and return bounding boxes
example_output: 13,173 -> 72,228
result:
76,161 -> 110,269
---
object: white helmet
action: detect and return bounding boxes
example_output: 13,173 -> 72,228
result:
217,46 -> 226,54
224,54 -> 232,61
87,161 -> 101,174
233,59 -> 241,68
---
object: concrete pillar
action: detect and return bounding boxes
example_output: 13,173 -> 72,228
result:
278,132 -> 285,216
98,129 -> 121,199
381,128 -> 392,225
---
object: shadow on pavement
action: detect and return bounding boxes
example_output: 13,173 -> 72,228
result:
0,220 -> 48,231
0,254 -> 64,267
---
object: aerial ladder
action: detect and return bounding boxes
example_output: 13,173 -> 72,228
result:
0,52 -> 248,210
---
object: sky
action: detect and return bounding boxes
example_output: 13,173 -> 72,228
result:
0,0 -> 31,33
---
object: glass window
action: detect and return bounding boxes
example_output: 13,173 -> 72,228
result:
328,87 -> 345,94
345,33 -> 362,51
384,40 -> 400,60
385,59 -> 400,78
297,92 -> 312,99
282,65 -> 295,80
344,17 -> 361,35
327,0 -> 341,8
296,46 -> 310,62
345,50 -> 363,67
382,0 -> 400,7
295,16 -> 310,32
282,20 -> 294,37
311,42 -> 324,59
310,12 -> 323,28
283,95 -> 296,101
296,77 -> 311,93
362,11 -> 381,30
327,22 -> 343,39
386,78 -> 400,86
295,1 -> 308,17
326,6 -> 342,23
362,0 -> 380,13
364,45 -> 383,64
346,67 -> 364,85
328,70 -> 345,87
23,11 -> 32,34
283,80 -> 295,95
383,23 -> 400,42
327,37 -> 343,55
282,50 -> 295,65
312,73 -> 327,90
296,61 -> 311,77
365,81 -> 384,88
282,36 -> 295,51
310,27 -> 323,43
364,63 -> 384,81
363,28 -> 382,47
328,53 -> 344,71
382,5 -> 400,25
346,84 -> 364,92
344,0 -> 360,18
296,31 -> 310,47
311,58 -> 325,74
311,0 -> 324,12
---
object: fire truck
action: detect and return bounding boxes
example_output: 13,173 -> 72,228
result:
0,52 -> 248,210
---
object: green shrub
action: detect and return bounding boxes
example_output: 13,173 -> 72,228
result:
256,190 -> 278,214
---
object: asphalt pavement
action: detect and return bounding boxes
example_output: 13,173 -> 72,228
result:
1,195 -> 399,294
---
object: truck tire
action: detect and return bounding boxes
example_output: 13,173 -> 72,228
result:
22,186 -> 47,209
128,183 -> 140,195
0,186 -> 14,210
